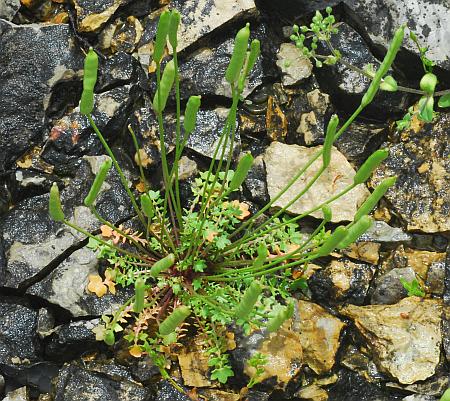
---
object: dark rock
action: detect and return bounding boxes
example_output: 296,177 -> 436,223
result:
426,260 -> 445,296
52,362 -> 152,401
99,16 -> 144,54
0,373 -> 4,396
73,0 -> 131,32
244,390 -> 269,401
0,20 -> 83,173
0,182 -> 10,215
85,359 -> 135,382
155,380 -> 190,401
0,0 -> 20,20
8,169 -> 59,205
370,113 -> 450,233
309,258 -> 375,305
370,267 -> 416,305
243,155 -> 268,205
314,23 -> 408,119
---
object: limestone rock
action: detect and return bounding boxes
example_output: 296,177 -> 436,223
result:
73,0 -> 130,32
371,267 -> 417,305
340,297 -> 442,384
0,0 -> 20,20
359,220 -> 412,243
276,43 -> 313,86
3,387 -> 29,401
264,141 -> 369,222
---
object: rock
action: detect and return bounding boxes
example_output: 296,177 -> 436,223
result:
359,220 -> 412,244
2,387 -> 29,401
177,336 -> 211,388
0,20 -> 83,173
52,362 -> 152,401
73,0 -> 130,32
241,390 -> 270,401
340,297 -> 442,384
36,308 -> 55,339
276,43 -> 313,86
370,113 -> 450,233
370,267 -> 417,305
243,155 -> 269,205
266,95 -> 288,142
314,23 -> 408,119
339,344 -> 384,382
264,141 -> 369,222
155,380 -> 190,401
343,241 -> 380,264
0,0 -> 20,20
177,156 -> 197,181
198,389 -> 240,401
296,384 -> 328,401
388,372 -> 449,397
309,259 -> 375,305
0,374 -> 4,396
99,16 -> 144,54
426,260 -> 446,296
402,396 -> 437,401
295,300 -> 345,374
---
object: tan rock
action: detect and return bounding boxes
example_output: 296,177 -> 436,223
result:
276,43 -> 313,86
345,241 -> 380,264
296,384 -> 328,401
178,338 -> 212,387
340,297 -> 442,384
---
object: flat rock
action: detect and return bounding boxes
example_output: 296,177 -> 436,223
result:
73,0 -> 130,32
3,387 -> 29,401
359,220 -> 412,243
0,0 -> 20,20
370,267 -> 417,305
340,297 -> 442,384
264,141 -> 369,222
370,113 -> 450,233
276,43 -> 313,86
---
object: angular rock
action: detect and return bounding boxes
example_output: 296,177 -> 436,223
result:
100,16 -> 144,54
276,43 -> 313,86
155,380 -> 190,401
73,0 -> 130,32
37,308 -> 55,339
343,241 -> 380,264
0,20 -> 83,173
371,113 -> 450,233
402,396 -> 437,401
370,267 -> 417,305
0,0 -> 20,20
340,297 -> 442,384
3,387 -> 29,401
264,141 -> 369,222
177,336 -> 211,388
198,389 -> 240,401
359,220 -> 412,244
243,155 -> 269,205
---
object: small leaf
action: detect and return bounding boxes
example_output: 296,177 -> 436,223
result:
438,94 -> 450,108
87,274 -> 107,297
129,345 -> 143,358
380,75 -> 398,92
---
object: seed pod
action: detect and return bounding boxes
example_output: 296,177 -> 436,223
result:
104,329 -> 115,346
133,278 -> 146,313
229,153 -> 254,191
153,59 -> 175,113
84,158 -> 112,207
338,215 -> 373,249
420,73 -> 438,95
49,183 -> 65,222
183,95 -> 201,134
80,48 -> 99,115
252,243 -> 267,270
140,193 -> 154,219
361,26 -> 404,107
266,306 -> 290,333
159,305 -> 191,336
354,176 -> 397,221
323,115 -> 339,167
153,10 -> 171,63
168,10 -> 180,49
237,39 -> 261,92
235,281 -> 262,320
322,205 -> 332,222
438,93 -> 450,108
225,23 -> 250,84
353,149 -> 388,185
316,226 -> 348,257
150,253 -> 175,277
419,95 -> 434,122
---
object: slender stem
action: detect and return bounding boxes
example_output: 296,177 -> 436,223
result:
128,125 -> 148,193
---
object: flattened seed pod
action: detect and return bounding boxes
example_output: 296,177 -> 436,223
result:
235,281 -> 262,320
225,23 -> 250,84
183,95 -> 201,134
420,73 -> 438,95
140,193 -> 154,219
353,149 -> 388,185
322,205 -> 332,222
150,253 -> 175,277
153,10 -> 171,63
49,183 -> 65,222
317,226 -> 348,257
252,243 -> 267,270
84,158 -> 112,207
229,153 -> 254,192
133,278 -> 146,313
323,115 -> 339,167
338,215 -> 373,249
153,59 -> 175,113
80,48 -> 99,115
168,10 -> 180,49
159,306 -> 191,336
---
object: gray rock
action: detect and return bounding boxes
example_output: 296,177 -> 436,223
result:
0,0 -> 20,20
370,113 -> 450,233
402,396 -> 437,401
426,261 -> 446,296
370,267 -> 416,305
276,43 -> 313,86
2,387 -> 29,401
37,308 -> 55,339
155,380 -> 190,401
73,0 -> 131,32
359,220 -> 412,243
0,20 -> 83,173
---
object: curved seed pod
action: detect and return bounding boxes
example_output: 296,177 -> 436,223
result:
229,153 -> 254,191
80,48 -> 99,115
238,39 -> 261,92
317,226 -> 348,257
49,183 -> 65,222
322,205 -> 332,222
168,10 -> 180,49
183,95 -> 201,134
225,23 -> 250,84
104,329 -> 115,346
153,59 -> 175,113
235,281 -> 262,320
133,278 -> 146,313
420,73 -> 438,95
323,115 -> 339,168
361,26 -> 404,107
84,158 -> 112,207
150,253 -> 175,277
140,193 -> 154,219
353,149 -> 388,185
153,10 -> 171,63
338,215 -> 373,249
159,305 -> 191,336
354,176 -> 397,221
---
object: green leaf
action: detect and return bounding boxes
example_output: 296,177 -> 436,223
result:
418,96 -> 434,122
438,94 -> 450,108
210,367 -> 234,383
399,278 -> 425,297
380,75 -> 398,92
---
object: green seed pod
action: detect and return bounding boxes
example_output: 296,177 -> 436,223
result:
322,205 -> 332,222
140,193 -> 154,219
353,149 -> 388,185
133,278 -> 146,313
80,48 -> 99,115
225,23 -> 250,84
153,10 -> 171,63
229,153 -> 254,192
235,281 -> 262,320
150,253 -> 175,277
419,95 -> 434,122
104,329 -> 115,346
361,25 -> 404,107
252,243 -> 267,270
246,39 -> 261,76
323,115 -> 339,167
380,75 -> 398,92
168,10 -> 180,49
84,158 -> 112,207
159,306 -> 191,336
266,306 -> 290,333
354,176 -> 397,221
153,59 -> 175,113
183,95 -> 201,134
317,226 -> 348,257
337,215 -> 373,249
440,388 -> 450,401
420,73 -> 438,95
49,183 -> 65,222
